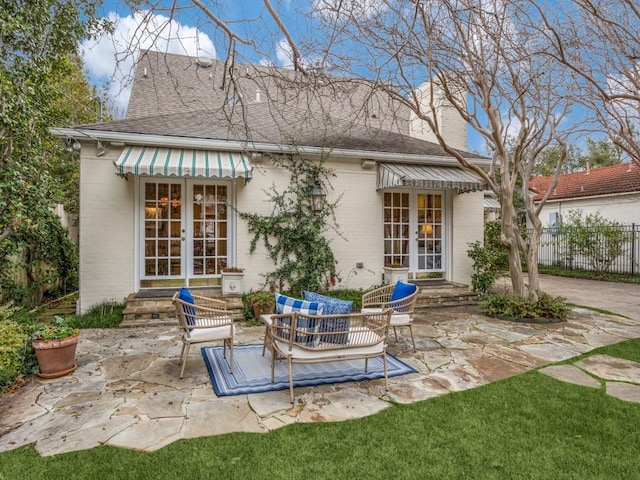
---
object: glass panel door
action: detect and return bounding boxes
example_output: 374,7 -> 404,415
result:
383,192 -> 410,266
416,193 -> 443,271
191,184 -> 228,275
143,181 -> 183,277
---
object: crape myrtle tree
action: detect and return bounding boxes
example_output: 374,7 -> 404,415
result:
298,0 -> 574,298
0,0 -> 108,302
533,0 -> 640,165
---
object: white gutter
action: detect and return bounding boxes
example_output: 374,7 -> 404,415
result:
50,127 -> 491,167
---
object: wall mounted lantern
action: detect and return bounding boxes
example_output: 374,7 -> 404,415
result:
310,179 -> 326,215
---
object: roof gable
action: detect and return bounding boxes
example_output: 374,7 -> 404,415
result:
126,50 -> 410,135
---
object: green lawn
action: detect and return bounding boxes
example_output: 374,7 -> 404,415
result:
2,339 -> 640,480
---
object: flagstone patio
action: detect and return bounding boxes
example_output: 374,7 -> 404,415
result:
2,303 -> 640,457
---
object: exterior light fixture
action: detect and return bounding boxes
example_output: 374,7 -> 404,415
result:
310,179 -> 326,215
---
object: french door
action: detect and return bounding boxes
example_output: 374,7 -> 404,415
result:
383,191 -> 444,276
140,179 -> 230,287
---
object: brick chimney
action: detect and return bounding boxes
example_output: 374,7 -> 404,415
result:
409,79 -> 468,151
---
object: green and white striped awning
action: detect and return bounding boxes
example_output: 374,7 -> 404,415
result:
484,196 -> 501,211
377,163 -> 485,192
114,146 -> 253,179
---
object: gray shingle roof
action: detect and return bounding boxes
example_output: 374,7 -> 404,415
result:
80,50 -> 476,159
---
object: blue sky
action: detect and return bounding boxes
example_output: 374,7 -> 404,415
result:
84,1 -> 597,156
84,2 -> 300,114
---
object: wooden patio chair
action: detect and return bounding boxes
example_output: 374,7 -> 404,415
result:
361,283 -> 419,351
172,291 -> 235,378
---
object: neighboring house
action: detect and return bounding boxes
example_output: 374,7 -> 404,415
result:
52,50 -> 489,313
529,163 -> 640,227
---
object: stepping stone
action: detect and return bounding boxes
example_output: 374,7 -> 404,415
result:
606,382 -> 640,403
539,365 -> 600,388
575,355 -> 640,384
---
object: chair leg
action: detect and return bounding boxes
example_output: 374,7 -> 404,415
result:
227,339 -> 234,374
393,326 -> 398,341
382,354 -> 389,391
180,342 -> 191,379
271,351 -> 276,382
179,342 -> 187,365
288,357 -> 294,404
408,324 -> 416,352
262,329 -> 270,356
364,358 -> 369,372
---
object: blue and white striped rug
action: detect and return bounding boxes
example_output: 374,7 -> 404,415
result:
201,344 -> 417,396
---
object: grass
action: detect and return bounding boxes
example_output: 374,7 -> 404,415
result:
2,338 -> 640,479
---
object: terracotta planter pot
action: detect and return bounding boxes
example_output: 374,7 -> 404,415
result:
252,304 -> 275,319
32,335 -> 79,379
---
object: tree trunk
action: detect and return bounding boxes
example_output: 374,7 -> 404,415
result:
501,201 -> 526,297
525,228 -> 541,300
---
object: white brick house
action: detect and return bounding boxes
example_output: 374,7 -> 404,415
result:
52,50 -> 488,313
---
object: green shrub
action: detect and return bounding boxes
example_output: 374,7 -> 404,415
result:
65,300 -> 124,329
480,291 -> 570,321
0,303 -> 38,392
467,220 -> 510,295
560,211 -> 633,277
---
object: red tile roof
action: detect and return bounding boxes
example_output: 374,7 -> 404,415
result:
530,163 -> 640,201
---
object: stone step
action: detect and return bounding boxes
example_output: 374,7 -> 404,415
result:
414,282 -> 478,309
121,290 -> 245,328
120,283 -> 477,327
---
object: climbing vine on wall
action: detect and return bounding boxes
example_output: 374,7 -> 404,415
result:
238,153 -> 342,295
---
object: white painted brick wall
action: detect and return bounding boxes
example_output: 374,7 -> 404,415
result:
236,157 -> 383,291
78,146 -> 135,313
451,191 -> 483,284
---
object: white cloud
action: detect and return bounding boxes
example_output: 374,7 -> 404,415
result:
81,10 -> 216,116
275,38 -> 293,68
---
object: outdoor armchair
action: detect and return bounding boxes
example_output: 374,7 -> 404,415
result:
172,291 -> 235,378
361,283 -> 419,351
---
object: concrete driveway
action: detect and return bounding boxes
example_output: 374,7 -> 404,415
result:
537,274 -> 640,321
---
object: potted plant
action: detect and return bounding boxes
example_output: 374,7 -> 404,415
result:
383,263 -> 409,284
31,316 -> 79,379
221,267 -> 245,295
245,291 -> 276,319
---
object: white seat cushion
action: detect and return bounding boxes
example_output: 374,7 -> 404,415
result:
186,324 -> 235,343
361,308 -> 412,326
273,338 -> 384,360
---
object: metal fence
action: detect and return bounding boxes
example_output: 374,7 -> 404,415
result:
534,224 -> 640,275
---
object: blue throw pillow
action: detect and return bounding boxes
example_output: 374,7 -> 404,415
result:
303,291 -> 352,344
275,293 -> 324,345
303,291 -> 353,315
178,287 -> 196,329
390,281 -> 417,301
